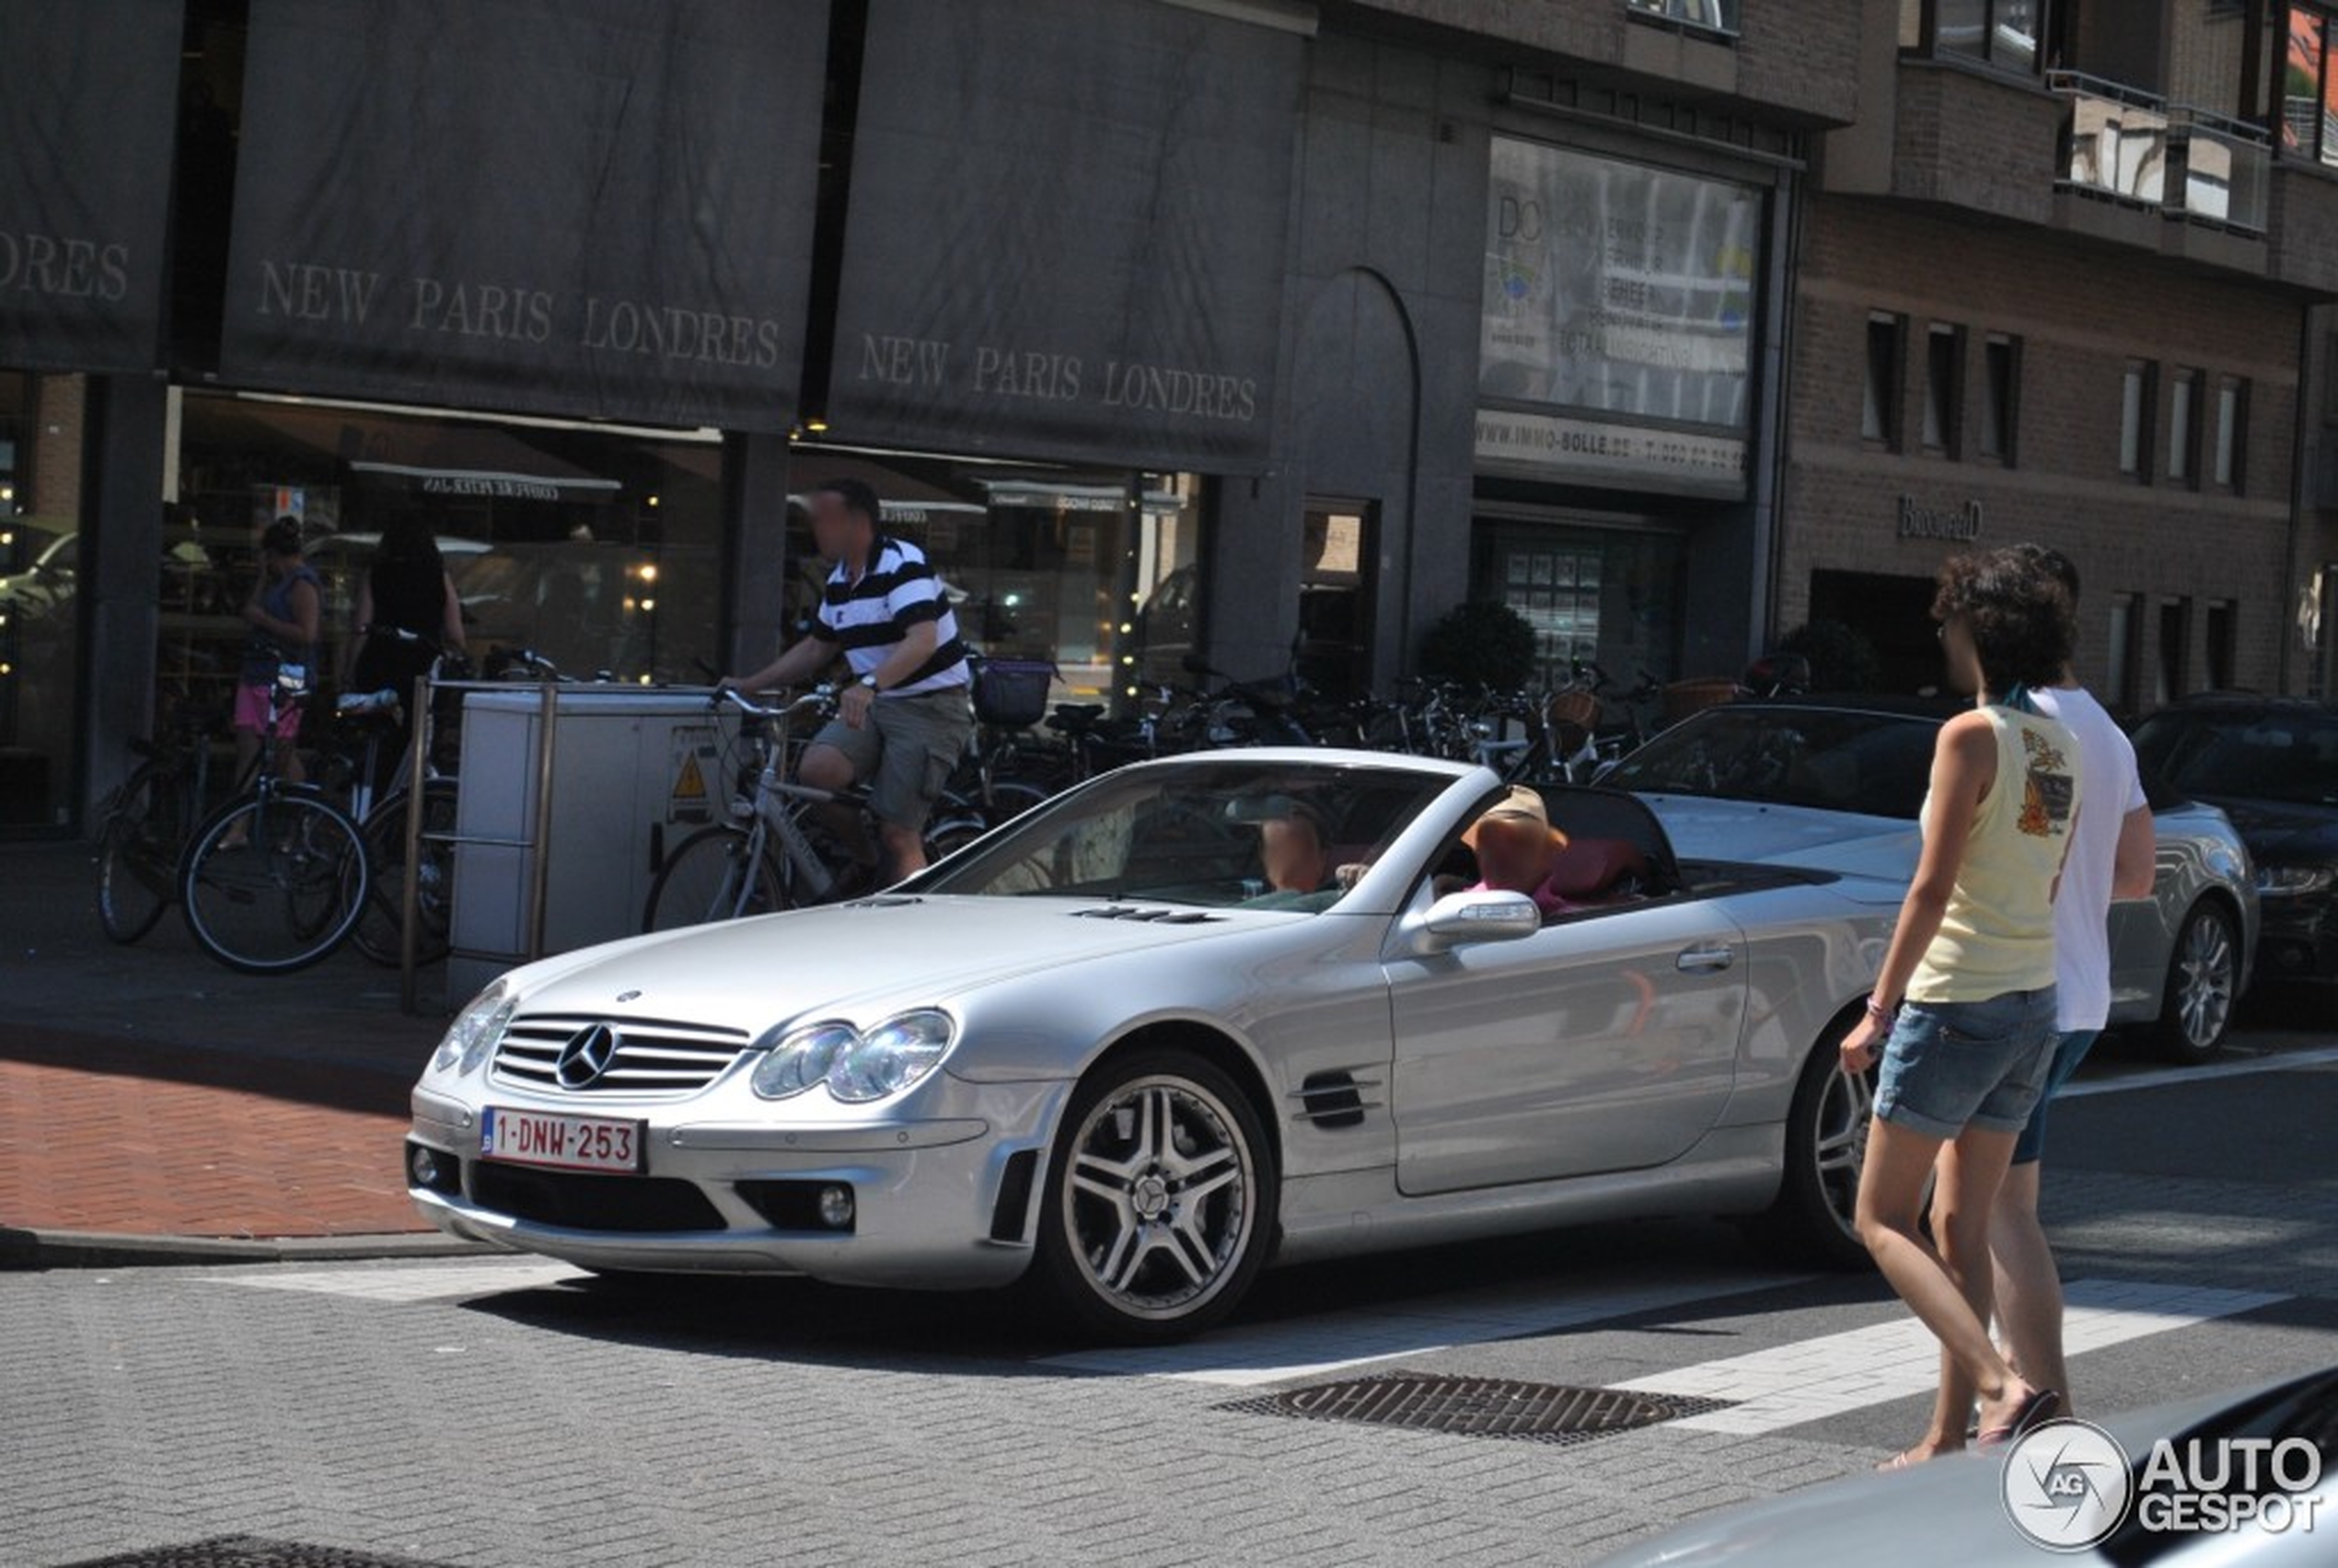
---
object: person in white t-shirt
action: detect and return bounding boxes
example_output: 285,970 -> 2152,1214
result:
1916,544 -> 2156,1459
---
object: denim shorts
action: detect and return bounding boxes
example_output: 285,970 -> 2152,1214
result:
2011,1028 -> 2099,1166
1874,987 -> 2059,1139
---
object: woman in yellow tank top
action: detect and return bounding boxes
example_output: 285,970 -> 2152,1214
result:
1837,547 -> 2083,1468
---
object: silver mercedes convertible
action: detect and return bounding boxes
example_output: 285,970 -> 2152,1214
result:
407,749 -> 1898,1342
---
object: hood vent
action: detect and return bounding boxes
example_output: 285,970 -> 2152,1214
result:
1070,905 -> 1222,925
1294,1068 -> 1377,1131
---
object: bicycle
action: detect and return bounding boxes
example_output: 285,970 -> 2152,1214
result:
93,701 -> 233,943
326,628 -> 463,967
176,663 -> 372,974
641,686 -> 987,930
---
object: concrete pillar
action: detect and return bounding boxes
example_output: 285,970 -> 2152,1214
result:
76,374 -> 168,829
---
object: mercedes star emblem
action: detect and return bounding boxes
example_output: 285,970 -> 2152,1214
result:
554,1022 -> 622,1090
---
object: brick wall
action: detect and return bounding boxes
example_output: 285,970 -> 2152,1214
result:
1784,196 -> 2304,700
29,374 -> 84,526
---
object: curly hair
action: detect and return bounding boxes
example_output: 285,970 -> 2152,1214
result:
1931,547 -> 2074,692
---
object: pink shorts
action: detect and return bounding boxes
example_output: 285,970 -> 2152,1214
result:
233,682 -> 305,742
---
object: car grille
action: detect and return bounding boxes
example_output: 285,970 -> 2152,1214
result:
492,1012 -> 752,1095
469,1162 -> 725,1232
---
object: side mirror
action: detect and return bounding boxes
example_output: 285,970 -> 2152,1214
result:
1406,889 -> 1542,953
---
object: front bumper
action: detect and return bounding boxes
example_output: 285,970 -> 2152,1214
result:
406,1077 -> 1073,1289
2256,891 -> 2338,980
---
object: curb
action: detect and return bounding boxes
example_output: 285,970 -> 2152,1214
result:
0,1226 -> 496,1270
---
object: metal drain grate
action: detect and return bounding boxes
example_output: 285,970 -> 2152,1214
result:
58,1539 -> 461,1568
1221,1371 -> 1730,1446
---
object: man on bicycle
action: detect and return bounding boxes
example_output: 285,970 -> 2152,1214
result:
722,478 -> 975,885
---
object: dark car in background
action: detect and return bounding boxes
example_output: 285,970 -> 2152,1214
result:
1603,698 -> 2260,1061
2131,695 -> 2338,988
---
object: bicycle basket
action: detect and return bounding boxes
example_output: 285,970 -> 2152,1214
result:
973,658 -> 1055,728
1545,688 -> 1602,749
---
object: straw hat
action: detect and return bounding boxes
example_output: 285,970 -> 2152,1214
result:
1462,784 -> 1568,850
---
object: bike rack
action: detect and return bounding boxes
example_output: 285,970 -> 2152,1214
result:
399,674 -> 559,1016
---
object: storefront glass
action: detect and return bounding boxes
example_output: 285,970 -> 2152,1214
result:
781,446 -> 1204,703
0,371 -> 85,833
168,390 -> 727,717
1472,518 -> 1685,692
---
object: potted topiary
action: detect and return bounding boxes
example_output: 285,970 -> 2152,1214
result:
1418,601 -> 1537,690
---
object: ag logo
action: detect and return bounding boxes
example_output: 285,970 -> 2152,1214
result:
2001,1419 -> 2132,1551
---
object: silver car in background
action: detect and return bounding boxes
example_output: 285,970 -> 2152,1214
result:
1603,698 -> 2260,1062
410,749 -> 1904,1342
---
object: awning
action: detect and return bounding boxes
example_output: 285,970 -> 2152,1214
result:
0,0 -> 181,373
197,398 -> 622,502
221,0 -> 829,432
824,0 -> 1302,474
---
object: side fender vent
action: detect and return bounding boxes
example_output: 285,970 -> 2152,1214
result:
1295,1069 -> 1374,1131
989,1148 -> 1041,1242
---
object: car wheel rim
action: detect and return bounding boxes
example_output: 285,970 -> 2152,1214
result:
1062,1076 -> 1256,1321
2176,915 -> 2235,1048
1813,1062 -> 1874,1243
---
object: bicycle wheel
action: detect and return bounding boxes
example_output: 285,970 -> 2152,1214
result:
351,779 -> 458,967
96,763 -> 181,943
180,792 -> 371,974
642,825 -> 785,931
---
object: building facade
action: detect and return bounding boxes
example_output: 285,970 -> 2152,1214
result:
1779,0 -> 2338,708
4,0 -> 2329,840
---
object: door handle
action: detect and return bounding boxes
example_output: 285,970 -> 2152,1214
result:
1676,945 -> 1735,973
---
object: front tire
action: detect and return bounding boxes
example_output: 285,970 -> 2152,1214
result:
1751,1019 -> 1875,1271
179,792 -> 370,974
2153,900 -> 2240,1063
96,764 -> 179,943
1031,1050 -> 1277,1343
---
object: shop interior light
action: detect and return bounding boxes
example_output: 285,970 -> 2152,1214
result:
640,599 -> 655,612
637,562 -> 658,582
805,417 -> 829,433
646,494 -> 661,509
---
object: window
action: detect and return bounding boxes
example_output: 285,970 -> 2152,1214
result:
1979,333 -> 2020,465
2157,596 -> 2192,708
1923,324 -> 1964,456
1625,0 -> 1741,35
2108,592 -> 2143,713
2215,376 -> 2249,490
2121,361 -> 2156,479
1863,312 -> 1908,449
2283,8 -> 2338,168
1929,0 -> 2044,74
2169,367 -> 2201,487
2205,599 -> 2237,690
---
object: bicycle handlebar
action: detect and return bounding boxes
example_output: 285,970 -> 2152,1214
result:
714,685 -> 838,723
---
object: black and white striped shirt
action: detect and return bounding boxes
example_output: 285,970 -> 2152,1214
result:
812,536 -> 971,696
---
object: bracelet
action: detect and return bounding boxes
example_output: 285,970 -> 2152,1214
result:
1863,995 -> 1896,1023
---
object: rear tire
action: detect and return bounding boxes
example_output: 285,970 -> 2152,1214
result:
352,780 -> 458,966
96,763 -> 179,943
2152,900 -> 2240,1064
1750,1017 -> 1875,1271
642,825 -> 786,930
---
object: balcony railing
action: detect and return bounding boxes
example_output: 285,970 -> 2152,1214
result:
2049,71 -> 2269,235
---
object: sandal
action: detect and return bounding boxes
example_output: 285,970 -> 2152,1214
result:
1876,1448 -> 1927,1472
1977,1387 -> 2062,1450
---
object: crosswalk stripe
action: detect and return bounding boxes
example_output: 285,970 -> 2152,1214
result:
1036,1270 -> 1817,1387
1614,1278 -> 2286,1434
202,1258 -> 585,1303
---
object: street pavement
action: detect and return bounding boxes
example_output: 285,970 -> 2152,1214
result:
0,838 -> 463,1262
4,834 -> 2336,1566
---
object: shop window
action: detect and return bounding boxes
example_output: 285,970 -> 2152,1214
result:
2215,376 -> 2249,491
1474,521 -> 1686,692
1922,323 -> 1964,456
1298,501 -> 1375,702
2168,367 -> 2202,488
0,371 -> 85,834
2205,599 -> 2238,690
169,391 -> 728,719
1978,333 -> 2020,466
1927,0 -> 2044,74
2120,361 -> 2157,479
1863,312 -> 1908,449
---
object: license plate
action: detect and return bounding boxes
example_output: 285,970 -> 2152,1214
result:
480,1107 -> 644,1173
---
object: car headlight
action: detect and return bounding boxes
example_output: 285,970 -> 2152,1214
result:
434,985 -> 515,1076
830,1009 -> 956,1102
751,1020 -> 857,1100
2256,865 -> 2336,896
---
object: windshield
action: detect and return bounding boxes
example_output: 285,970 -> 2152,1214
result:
907,759 -> 1453,910
2133,709 -> 2338,807
1602,707 -> 1942,819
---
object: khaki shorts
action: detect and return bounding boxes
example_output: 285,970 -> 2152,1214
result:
810,687 -> 974,830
